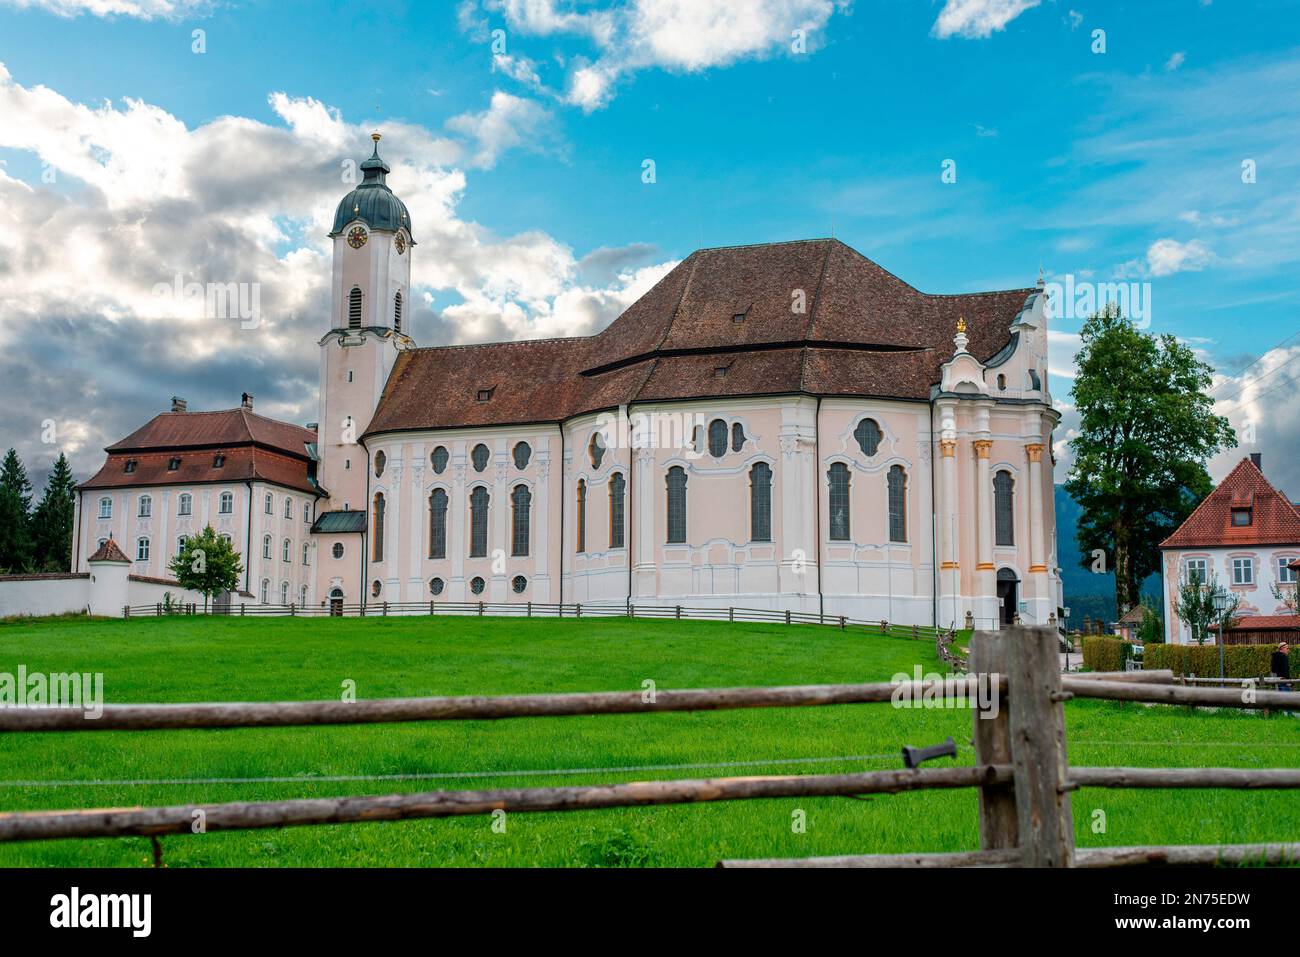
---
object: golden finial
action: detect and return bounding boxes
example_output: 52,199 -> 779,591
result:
956,316 -> 966,334
372,131 -> 382,143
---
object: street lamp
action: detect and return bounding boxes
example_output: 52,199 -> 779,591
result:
1213,589 -> 1232,682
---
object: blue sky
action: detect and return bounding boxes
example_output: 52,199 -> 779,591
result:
1,0 -> 1299,490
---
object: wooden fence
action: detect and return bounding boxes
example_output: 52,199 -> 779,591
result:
0,626 -> 1297,867
125,598 -> 957,643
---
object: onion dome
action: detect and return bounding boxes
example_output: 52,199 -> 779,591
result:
329,133 -> 414,241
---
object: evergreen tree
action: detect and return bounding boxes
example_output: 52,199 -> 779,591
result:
32,453 -> 77,572
0,448 -> 34,573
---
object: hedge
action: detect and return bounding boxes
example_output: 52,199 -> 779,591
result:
1144,643 -> 1300,679
1082,636 -> 1133,672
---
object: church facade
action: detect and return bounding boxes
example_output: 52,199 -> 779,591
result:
74,137 -> 1062,628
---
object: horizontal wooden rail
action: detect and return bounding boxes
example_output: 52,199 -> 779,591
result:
0,677 -> 1003,733
1068,767 -> 1300,790
0,765 -> 1011,843
1062,677 -> 1300,709
1068,669 -> 1173,684
719,842 -> 1300,868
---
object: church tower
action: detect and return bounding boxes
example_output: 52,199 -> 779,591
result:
316,133 -> 414,513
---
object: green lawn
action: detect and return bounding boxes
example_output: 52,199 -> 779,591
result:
0,614 -> 1297,867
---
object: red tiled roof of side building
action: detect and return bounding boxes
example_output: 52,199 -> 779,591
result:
87,538 -> 131,563
1160,457 -> 1300,549
106,408 -> 316,456
1228,614 -> 1300,631
78,448 -> 315,494
364,239 -> 1038,437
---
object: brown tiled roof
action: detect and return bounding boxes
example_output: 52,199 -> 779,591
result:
1228,614 -> 1300,631
107,408 -> 316,456
365,239 -> 1037,436
1160,457 -> 1300,549
88,538 -> 130,563
1118,605 -> 1148,624
79,448 -> 315,494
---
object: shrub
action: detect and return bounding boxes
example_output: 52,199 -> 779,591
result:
1082,636 -> 1132,672
1145,643 -> 1297,678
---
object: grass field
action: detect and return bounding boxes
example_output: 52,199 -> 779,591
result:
1,614 -> 1298,867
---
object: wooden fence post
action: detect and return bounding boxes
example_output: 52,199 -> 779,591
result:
123,605 -> 130,619
240,603 -> 245,616
839,616 -> 845,630
970,629 -> 1018,852
1004,624 -> 1075,866
676,605 -> 682,620
527,601 -> 532,618
729,607 -> 734,622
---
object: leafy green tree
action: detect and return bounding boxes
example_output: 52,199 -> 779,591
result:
1066,305 -> 1237,615
31,453 -> 76,572
0,448 -> 34,573
1136,596 -> 1164,644
1173,568 -> 1240,645
168,525 -> 243,612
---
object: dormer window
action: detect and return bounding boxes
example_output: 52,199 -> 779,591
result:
714,366 -> 728,378
1231,507 -> 1252,527
123,459 -> 137,473
167,457 -> 181,471
213,453 -> 225,468
731,312 -> 747,323
477,388 -> 494,403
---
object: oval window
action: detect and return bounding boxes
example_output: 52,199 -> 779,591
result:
332,542 -> 344,560
471,444 -> 490,472
512,575 -> 527,594
513,442 -> 531,469
431,446 -> 449,473
470,576 -> 486,595
373,451 -> 386,477
429,577 -> 445,596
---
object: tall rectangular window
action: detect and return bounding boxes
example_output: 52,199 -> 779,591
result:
749,463 -> 772,543
827,463 -> 850,541
609,472 -> 625,548
666,467 -> 687,544
429,489 -> 448,559
576,480 -> 587,553
512,485 -> 531,557
469,487 -> 489,558
887,465 -> 907,543
372,493 -> 385,562
994,471 -> 1015,547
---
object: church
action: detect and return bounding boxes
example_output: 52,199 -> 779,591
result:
71,136 -> 1062,629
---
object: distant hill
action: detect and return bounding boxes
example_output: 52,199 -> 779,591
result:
1054,484 -> 1160,630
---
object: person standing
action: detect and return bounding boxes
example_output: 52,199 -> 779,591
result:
1271,641 -> 1291,694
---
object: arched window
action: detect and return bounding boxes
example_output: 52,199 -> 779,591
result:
750,462 -> 772,542
431,446 -> 449,473
280,582 -> 289,605
708,419 -> 728,458
302,542 -> 310,565
513,442 -> 531,469
609,472 -> 625,548
372,492 -> 385,562
219,491 -> 233,514
348,286 -> 363,328
854,419 -> 881,457
393,291 -> 403,333
471,443 -> 490,472
300,583 -> 308,606
576,480 -> 587,553
469,487 -> 489,557
887,465 -> 907,543
282,537 -> 291,562
373,451 -> 386,478
178,493 -> 192,516
98,497 -> 112,519
264,493 -> 273,515
136,537 -> 150,561
994,470 -> 1015,546
284,496 -> 293,518
511,484 -> 531,557
731,422 -> 746,452
260,579 -> 269,604
588,433 -> 605,469
827,462 -> 851,541
138,495 -> 152,518
262,534 -> 272,559
666,467 -> 688,544
429,488 -> 448,559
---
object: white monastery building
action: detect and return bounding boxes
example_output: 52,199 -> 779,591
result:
69,137 -> 1062,627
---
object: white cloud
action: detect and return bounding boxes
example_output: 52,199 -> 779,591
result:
1165,51 -> 1186,71
1209,345 -> 1300,495
0,63 -> 673,478
931,0 -> 1040,40
445,91 -> 562,169
0,0 -> 209,18
1145,237 -> 1213,276
1066,9 -> 1083,30
479,0 -> 848,111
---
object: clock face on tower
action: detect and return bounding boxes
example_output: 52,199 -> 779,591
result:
394,232 -> 406,255
347,226 -> 368,249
